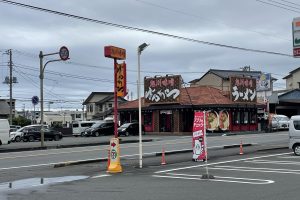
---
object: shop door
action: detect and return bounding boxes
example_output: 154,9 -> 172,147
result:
159,113 -> 172,132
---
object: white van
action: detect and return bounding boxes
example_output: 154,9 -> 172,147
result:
72,121 -> 100,137
0,119 -> 10,145
288,115 -> 300,155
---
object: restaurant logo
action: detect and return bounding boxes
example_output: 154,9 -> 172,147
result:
144,75 -> 181,103
230,76 -> 257,103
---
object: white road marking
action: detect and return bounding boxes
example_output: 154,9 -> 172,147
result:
91,174 -> 111,179
153,173 -> 274,184
245,159 -> 300,165
155,152 -> 291,174
211,165 -> 300,175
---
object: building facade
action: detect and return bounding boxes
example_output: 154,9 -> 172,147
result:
119,74 -> 264,134
83,92 -> 127,120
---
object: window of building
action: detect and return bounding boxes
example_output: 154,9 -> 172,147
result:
76,114 -> 81,119
232,111 -> 240,125
98,104 -> 103,112
108,103 -> 112,108
241,111 -> 249,124
250,112 -> 256,124
89,104 -> 93,113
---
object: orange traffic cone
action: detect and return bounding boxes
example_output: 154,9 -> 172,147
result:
239,140 -> 244,155
161,146 -> 166,165
107,148 -> 111,170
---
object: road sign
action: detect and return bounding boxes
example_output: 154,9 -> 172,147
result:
32,96 -> 39,105
107,138 -> 122,173
293,17 -> 300,57
59,46 -> 69,61
104,46 -> 126,60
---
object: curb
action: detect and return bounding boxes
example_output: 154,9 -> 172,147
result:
52,143 -> 288,168
0,139 -> 153,153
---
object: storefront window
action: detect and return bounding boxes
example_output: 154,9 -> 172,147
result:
232,111 -> 240,125
242,112 -> 249,124
250,112 -> 257,124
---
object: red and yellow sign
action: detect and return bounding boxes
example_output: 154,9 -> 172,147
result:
104,46 -> 126,60
116,62 -> 127,97
192,111 -> 206,161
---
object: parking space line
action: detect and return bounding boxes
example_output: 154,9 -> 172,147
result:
245,160 -> 300,165
211,165 -> 300,175
153,173 -> 274,184
155,152 -> 290,174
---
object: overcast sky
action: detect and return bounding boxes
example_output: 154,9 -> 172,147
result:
0,0 -> 299,111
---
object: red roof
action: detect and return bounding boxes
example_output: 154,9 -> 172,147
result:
119,86 -> 232,110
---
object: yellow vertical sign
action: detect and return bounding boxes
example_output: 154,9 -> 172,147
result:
116,62 -> 127,97
107,138 -> 122,173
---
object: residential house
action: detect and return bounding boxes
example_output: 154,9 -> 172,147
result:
283,67 -> 300,90
83,92 -> 127,120
0,99 -> 10,119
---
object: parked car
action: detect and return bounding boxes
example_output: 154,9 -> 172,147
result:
72,121 -> 100,137
289,115 -> 300,155
83,122 -> 114,137
10,124 -> 48,142
9,125 -> 21,133
22,127 -> 63,142
118,122 -> 145,137
0,119 -> 10,145
271,114 -> 289,130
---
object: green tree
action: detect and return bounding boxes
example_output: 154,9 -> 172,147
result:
12,116 -> 31,127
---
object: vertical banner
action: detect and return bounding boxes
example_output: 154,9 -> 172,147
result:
116,62 -> 127,97
192,111 -> 206,161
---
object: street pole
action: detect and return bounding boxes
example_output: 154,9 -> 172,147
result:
9,49 -> 12,125
137,43 -> 149,169
137,50 -> 142,169
114,59 -> 118,138
39,46 -> 69,148
39,51 -> 45,147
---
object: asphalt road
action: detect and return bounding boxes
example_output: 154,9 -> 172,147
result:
0,131 -> 291,200
0,132 -> 288,171
0,147 -> 297,200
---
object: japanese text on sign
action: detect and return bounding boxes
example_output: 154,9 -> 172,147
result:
230,77 -> 257,103
192,111 -> 206,161
116,62 -> 127,97
144,75 -> 181,103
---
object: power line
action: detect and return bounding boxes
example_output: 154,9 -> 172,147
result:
256,0 -> 300,13
281,0 -> 300,8
135,0 -> 291,42
0,0 -> 293,57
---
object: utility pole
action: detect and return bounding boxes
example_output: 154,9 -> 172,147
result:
9,49 -> 13,125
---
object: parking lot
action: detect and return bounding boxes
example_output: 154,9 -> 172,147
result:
154,150 -> 300,186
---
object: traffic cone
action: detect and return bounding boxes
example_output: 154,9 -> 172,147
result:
239,140 -> 244,155
107,148 -> 110,170
161,146 -> 166,165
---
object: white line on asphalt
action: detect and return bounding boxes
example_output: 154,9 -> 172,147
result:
245,159 -> 300,165
215,165 -> 300,173
91,174 -> 111,179
155,152 -> 291,174
153,173 -> 274,185
211,165 -> 300,175
277,156 -> 299,159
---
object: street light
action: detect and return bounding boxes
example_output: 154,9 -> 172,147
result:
137,43 -> 149,168
39,46 -> 69,147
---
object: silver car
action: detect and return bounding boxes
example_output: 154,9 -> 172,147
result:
271,115 -> 289,130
